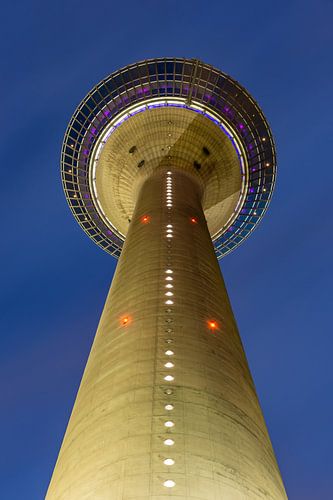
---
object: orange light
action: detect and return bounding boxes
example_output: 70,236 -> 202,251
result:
141,215 -> 150,224
122,316 -> 130,326
190,217 -> 198,224
208,320 -> 217,330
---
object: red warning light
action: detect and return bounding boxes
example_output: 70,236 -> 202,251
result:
141,215 -> 150,224
208,320 -> 217,330
190,217 -> 198,224
121,316 -> 130,326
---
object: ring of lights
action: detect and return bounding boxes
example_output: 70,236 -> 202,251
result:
61,58 -> 276,259
89,97 -> 248,244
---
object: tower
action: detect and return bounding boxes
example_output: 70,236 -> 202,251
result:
47,58 -> 287,499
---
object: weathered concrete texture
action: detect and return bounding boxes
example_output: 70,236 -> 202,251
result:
47,169 -> 287,499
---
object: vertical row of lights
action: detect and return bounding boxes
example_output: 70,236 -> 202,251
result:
163,171 -> 176,489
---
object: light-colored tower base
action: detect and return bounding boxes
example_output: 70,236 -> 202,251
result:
47,169 -> 286,499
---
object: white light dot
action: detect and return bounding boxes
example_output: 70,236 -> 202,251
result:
164,439 -> 174,446
165,284 -> 173,289
165,300 -> 174,305
163,479 -> 176,488
165,292 -> 173,296
165,276 -> 173,281
166,229 -> 173,233
164,420 -> 174,428
163,458 -> 175,466
164,362 -> 174,368
165,350 -> 174,356
166,233 -> 173,238
165,404 -> 174,410
167,224 -> 173,228
164,375 -> 174,381
166,269 -> 173,274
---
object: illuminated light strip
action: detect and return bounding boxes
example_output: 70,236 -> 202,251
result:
164,421 -> 174,427
163,479 -> 176,488
164,439 -> 174,446
164,458 -> 175,465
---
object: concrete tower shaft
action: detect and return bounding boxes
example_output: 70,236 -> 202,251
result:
47,169 -> 286,499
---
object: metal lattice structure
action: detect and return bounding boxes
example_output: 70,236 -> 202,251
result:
61,58 -> 276,258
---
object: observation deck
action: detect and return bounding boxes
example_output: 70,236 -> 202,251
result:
61,58 -> 276,258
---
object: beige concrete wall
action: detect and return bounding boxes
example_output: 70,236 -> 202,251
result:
47,169 -> 287,499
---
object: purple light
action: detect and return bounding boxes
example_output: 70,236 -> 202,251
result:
103,110 -> 110,117
241,209 -> 247,214
252,168 -> 256,172
83,149 -> 89,156
204,93 -> 212,101
249,187 -> 255,193
107,230 -> 113,235
239,123 -> 244,130
228,226 -> 234,232
248,144 -> 253,150
91,127 -> 96,134
84,193 -> 90,199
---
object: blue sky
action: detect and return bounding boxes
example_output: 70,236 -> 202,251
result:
1,0 -> 332,498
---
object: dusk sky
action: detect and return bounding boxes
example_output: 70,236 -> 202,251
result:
1,0 -> 333,498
